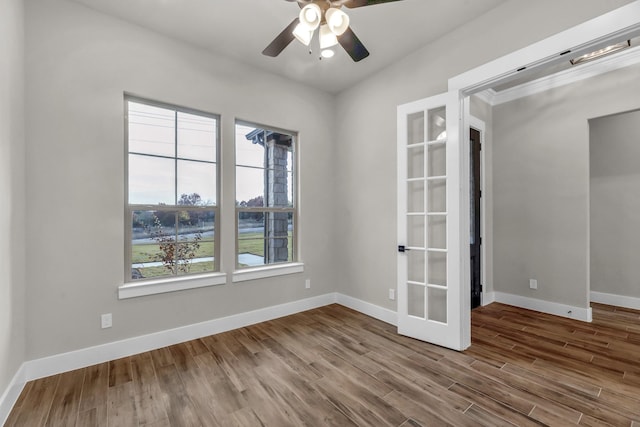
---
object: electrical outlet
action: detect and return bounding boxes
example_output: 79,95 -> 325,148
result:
529,279 -> 538,290
101,313 -> 112,329
389,289 -> 396,300
305,279 -> 311,289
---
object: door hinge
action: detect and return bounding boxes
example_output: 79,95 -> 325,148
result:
479,237 -> 482,245
479,143 -> 482,151
480,284 -> 483,292
479,190 -> 482,198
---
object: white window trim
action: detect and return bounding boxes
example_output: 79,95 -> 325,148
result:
119,272 -> 228,299
234,120 -> 299,270
124,95 -> 221,289
232,262 -> 304,283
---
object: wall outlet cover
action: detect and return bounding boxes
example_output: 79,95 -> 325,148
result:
101,313 -> 112,329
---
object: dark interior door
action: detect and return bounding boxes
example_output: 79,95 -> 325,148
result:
470,128 -> 482,309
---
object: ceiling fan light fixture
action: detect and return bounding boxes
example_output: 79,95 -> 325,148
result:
298,3 -> 322,31
321,49 -> 335,59
325,8 -> 350,36
319,24 -> 338,49
293,23 -> 313,46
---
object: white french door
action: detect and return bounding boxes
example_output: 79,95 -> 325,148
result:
397,91 -> 469,351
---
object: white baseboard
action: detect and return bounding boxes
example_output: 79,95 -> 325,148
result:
1,292 -> 396,421
493,292 -> 592,322
23,293 -> 337,382
590,291 -> 640,311
335,293 -> 398,326
0,363 -> 26,426
482,291 -> 496,306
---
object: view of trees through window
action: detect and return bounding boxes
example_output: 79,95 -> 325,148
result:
125,99 -> 297,281
127,99 -> 218,280
235,123 -> 296,268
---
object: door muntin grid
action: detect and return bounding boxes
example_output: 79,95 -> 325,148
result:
406,107 -> 448,323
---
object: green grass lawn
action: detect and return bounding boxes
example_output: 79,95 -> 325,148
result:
138,261 -> 215,278
132,232 -> 293,279
132,240 -> 215,263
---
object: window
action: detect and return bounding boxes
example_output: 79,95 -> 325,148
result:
235,122 -> 297,269
126,97 -> 219,282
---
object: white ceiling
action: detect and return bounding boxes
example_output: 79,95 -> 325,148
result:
69,0 -> 507,93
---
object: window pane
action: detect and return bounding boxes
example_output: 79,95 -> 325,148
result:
128,101 -> 175,157
131,210 -> 177,280
408,112 -> 425,145
177,160 -> 216,206
176,241 -> 214,275
238,237 -> 265,267
428,251 -> 447,287
236,125 -> 265,168
408,283 -> 426,318
428,287 -> 447,323
408,145 -> 424,179
428,143 -> 446,177
178,112 -> 216,162
266,170 -> 291,207
428,107 -> 446,141
236,166 -> 265,206
129,154 -> 175,205
407,249 -> 425,283
287,150 -> 294,172
177,210 -> 215,242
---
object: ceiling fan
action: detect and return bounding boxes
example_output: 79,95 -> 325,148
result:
263,0 -> 403,62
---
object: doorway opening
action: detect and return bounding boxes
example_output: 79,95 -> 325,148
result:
470,127 -> 482,309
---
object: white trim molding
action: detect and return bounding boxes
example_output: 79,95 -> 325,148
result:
232,263 -> 304,283
476,44 -> 640,106
590,291 -> 640,311
0,292 -> 399,422
493,292 -> 592,322
23,292 -> 333,382
0,364 -> 26,426
336,293 -> 398,326
482,291 -> 496,306
119,272 -> 228,299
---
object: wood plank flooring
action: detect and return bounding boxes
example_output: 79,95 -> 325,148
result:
5,302 -> 640,426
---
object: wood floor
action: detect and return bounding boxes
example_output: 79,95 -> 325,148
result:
5,302 -> 640,426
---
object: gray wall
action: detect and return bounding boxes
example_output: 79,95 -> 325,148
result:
333,0 -> 632,310
590,109 -> 640,299
0,0 -> 26,395
493,63 -> 640,308
24,0 -> 337,359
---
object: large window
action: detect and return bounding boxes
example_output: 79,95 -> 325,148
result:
126,97 -> 219,281
235,122 -> 297,269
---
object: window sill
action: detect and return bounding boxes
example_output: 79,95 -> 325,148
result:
119,272 -> 228,299
232,262 -> 304,283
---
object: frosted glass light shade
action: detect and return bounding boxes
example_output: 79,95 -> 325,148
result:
319,24 -> 338,49
293,23 -> 313,46
321,49 -> 335,59
325,8 -> 350,36
299,4 -> 322,30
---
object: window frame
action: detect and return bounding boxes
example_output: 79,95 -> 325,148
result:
123,95 -> 222,285
234,119 -> 299,272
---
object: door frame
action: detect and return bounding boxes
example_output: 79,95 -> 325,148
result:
446,2 -> 640,341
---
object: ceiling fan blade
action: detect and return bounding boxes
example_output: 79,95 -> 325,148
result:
343,0 -> 403,8
262,18 -> 300,57
338,27 -> 370,62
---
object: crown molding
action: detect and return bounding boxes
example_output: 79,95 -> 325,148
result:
474,44 -> 640,106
